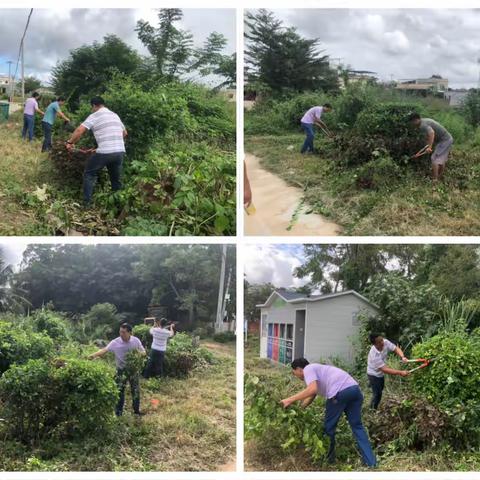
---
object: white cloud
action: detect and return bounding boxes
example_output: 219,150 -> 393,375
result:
244,245 -> 310,288
383,30 -> 409,54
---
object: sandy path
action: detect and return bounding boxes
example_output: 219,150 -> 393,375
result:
244,153 -> 341,236
218,458 -> 237,471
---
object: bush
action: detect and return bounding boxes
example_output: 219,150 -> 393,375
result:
364,273 -> 442,349
411,332 -> 480,405
355,153 -> 401,190
0,321 -> 54,375
30,309 -> 69,342
78,303 -> 126,343
164,332 -> 213,377
0,357 -> 118,443
366,393 -> 449,451
192,325 -> 215,339
125,140 -> 236,235
213,331 -> 236,343
337,103 -> 424,165
245,374 -> 327,464
52,357 -> 118,436
132,324 -> 152,349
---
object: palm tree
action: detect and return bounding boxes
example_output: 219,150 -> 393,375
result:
0,249 -> 30,313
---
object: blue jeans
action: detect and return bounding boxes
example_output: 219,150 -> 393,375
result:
41,121 -> 53,152
83,152 -> 124,205
301,122 -> 315,153
22,114 -> 35,141
368,374 -> 384,410
324,385 -> 377,467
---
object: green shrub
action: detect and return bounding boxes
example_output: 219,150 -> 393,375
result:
192,325 -> 215,339
31,309 -> 69,342
435,111 -> 472,145
164,332 -> 213,377
0,357 -> 118,444
132,324 -> 152,349
0,321 -> 54,375
245,374 -> 327,464
411,332 -> 480,405
52,358 -> 118,436
123,349 -> 147,378
355,153 -> 401,190
213,331 -> 236,343
337,103 -> 424,165
124,140 -> 236,235
78,303 -> 125,343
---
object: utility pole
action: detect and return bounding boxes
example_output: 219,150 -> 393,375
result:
221,266 -> 232,331
6,60 -> 13,102
21,41 -> 25,102
215,245 -> 227,332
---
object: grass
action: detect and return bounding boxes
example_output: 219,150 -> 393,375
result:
0,114 -> 123,235
0,341 -> 236,472
243,334 -> 480,472
246,133 -> 480,235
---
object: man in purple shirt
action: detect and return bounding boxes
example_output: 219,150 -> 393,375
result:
280,358 -> 376,467
300,103 -> 333,154
22,92 -> 44,142
89,322 -> 146,416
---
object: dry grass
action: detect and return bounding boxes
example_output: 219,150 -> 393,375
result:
0,119 -> 51,234
246,134 -> 480,236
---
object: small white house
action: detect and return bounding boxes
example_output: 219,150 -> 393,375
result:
257,289 -> 378,365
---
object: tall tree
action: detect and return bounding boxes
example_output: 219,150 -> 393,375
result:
51,34 -> 142,108
245,9 -> 339,94
20,76 -> 42,94
244,280 -> 275,322
295,244 -> 389,293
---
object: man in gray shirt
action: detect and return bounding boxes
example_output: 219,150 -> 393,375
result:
409,112 -> 453,182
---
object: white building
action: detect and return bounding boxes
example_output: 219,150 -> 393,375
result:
257,289 -> 379,365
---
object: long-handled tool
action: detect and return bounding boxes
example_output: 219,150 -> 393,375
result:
405,357 -> 437,373
411,144 -> 432,159
318,123 -> 335,139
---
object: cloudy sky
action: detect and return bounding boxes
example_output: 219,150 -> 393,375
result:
266,9 -> 480,89
0,9 -> 235,84
244,244 -> 311,288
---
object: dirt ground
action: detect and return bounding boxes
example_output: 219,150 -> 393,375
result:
244,153 -> 341,236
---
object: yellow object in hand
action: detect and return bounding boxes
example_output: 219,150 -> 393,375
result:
245,203 -> 256,215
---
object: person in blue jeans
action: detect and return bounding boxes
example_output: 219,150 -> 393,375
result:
66,96 -> 127,206
280,358 -> 377,467
41,97 -> 70,152
22,92 -> 44,141
300,103 -> 333,154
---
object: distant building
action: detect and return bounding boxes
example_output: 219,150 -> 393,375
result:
445,89 -> 468,107
396,75 -> 448,95
0,76 -> 10,95
338,70 -> 378,89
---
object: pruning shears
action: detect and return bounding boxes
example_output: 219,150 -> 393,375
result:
411,144 -> 432,159
318,124 -> 335,139
405,357 -> 437,373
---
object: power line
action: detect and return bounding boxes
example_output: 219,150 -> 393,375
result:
11,9 -> 33,89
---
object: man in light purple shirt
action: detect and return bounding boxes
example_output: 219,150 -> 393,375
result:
22,92 -> 44,142
300,103 -> 333,154
280,358 -> 376,467
89,322 -> 146,416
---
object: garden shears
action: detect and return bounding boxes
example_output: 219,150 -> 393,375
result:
318,124 -> 335,139
404,357 -> 437,373
411,144 -> 432,159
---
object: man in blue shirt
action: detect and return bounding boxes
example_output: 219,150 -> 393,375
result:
41,97 -> 71,152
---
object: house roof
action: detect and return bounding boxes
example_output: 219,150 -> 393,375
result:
257,289 -> 378,310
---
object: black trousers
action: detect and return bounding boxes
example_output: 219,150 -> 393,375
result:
144,349 -> 165,378
368,374 -> 385,410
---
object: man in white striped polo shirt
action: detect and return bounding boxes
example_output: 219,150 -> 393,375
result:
66,96 -> 128,205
